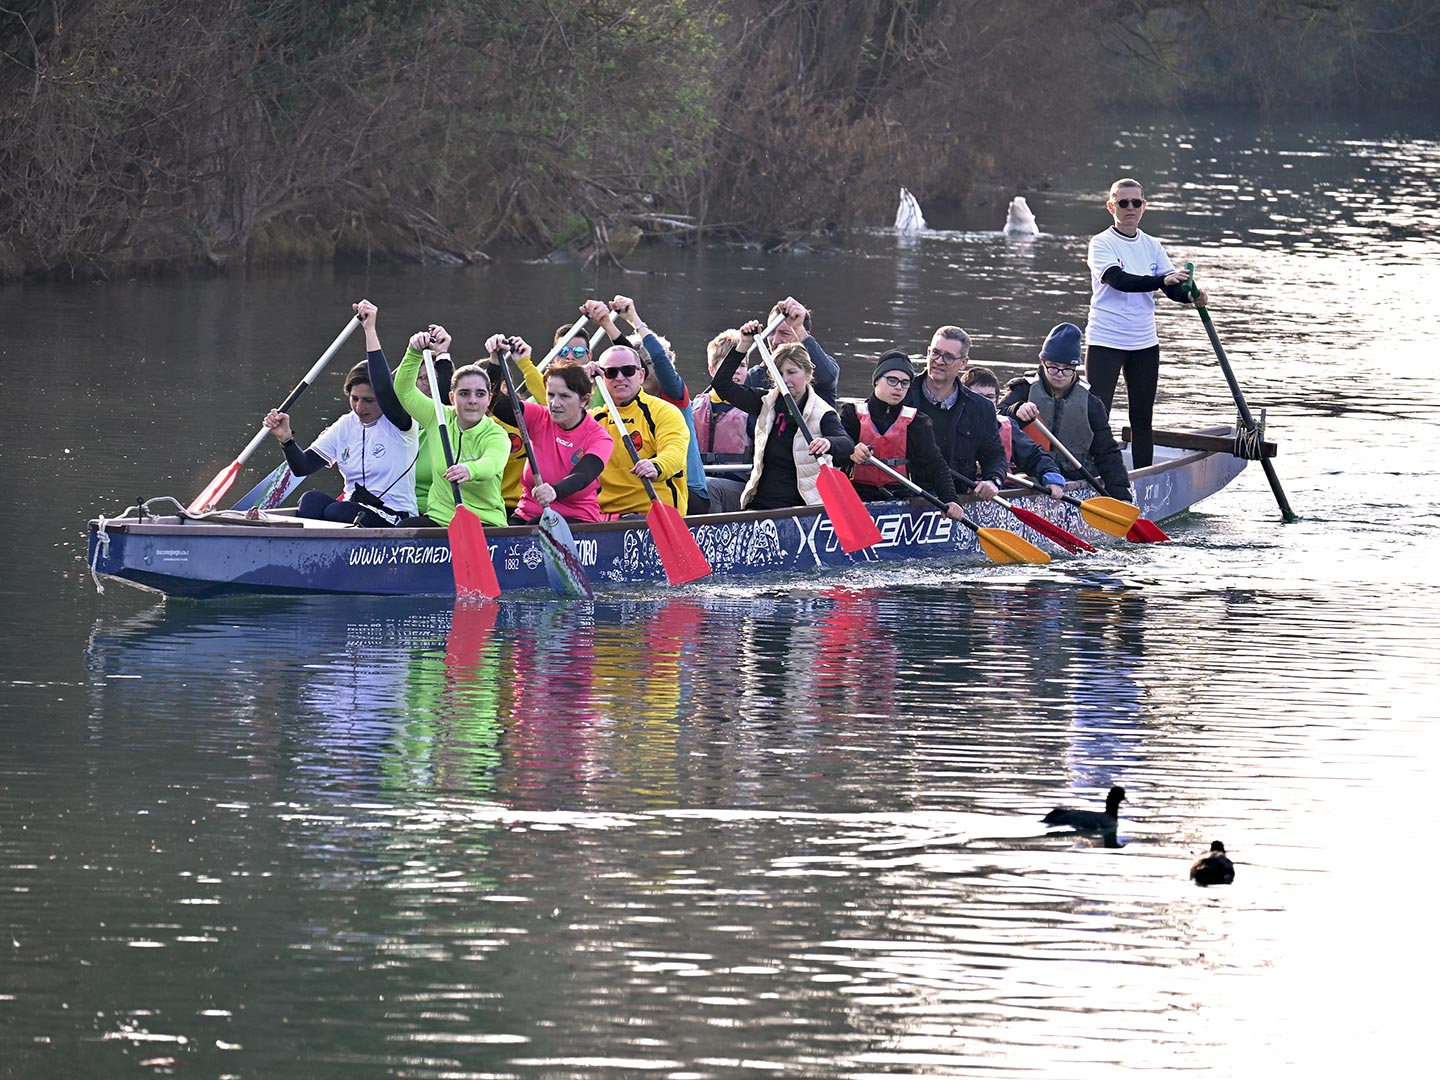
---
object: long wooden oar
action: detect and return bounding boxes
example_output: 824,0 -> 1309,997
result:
753,335 -> 882,554
594,375 -> 711,585
1185,262 -> 1299,523
868,458 -> 1048,565
189,314 -> 362,512
424,350 -> 501,599
1003,472 -> 1141,540
948,469 -> 1096,553
498,350 -> 595,599
1028,418 -> 1170,543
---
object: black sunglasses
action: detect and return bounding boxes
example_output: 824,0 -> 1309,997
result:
603,364 -> 642,379
1114,198 -> 1145,209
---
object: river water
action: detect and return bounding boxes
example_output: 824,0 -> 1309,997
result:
3,111 -> 1439,1078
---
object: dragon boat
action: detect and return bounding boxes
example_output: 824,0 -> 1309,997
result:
86,428 -> 1256,599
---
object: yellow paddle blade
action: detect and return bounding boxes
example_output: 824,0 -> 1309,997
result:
1079,497 -> 1142,538
977,527 -> 1050,565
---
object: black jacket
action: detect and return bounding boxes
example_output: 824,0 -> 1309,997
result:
902,378 -> 1009,486
838,397 -> 958,503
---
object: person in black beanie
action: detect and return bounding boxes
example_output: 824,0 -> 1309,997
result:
840,351 -> 966,520
998,322 -> 1132,503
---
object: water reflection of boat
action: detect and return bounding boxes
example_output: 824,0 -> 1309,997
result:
86,432 -> 1246,598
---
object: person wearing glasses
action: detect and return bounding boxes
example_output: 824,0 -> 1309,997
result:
1085,177 -> 1208,469
586,344 -> 692,518
959,366 -> 1067,499
704,324 -> 854,514
839,351 -> 964,517
262,299 -> 420,527
582,296 -> 713,514
998,323 -> 1132,504
901,326 -> 1008,499
394,328 -> 510,527
552,324 -> 593,364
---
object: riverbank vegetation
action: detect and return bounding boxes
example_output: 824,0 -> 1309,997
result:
2,0 -> 1435,279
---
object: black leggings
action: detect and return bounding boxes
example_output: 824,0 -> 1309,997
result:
1085,343 -> 1159,469
298,490 -> 397,529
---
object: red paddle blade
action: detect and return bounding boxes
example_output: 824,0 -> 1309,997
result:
448,506 -> 501,598
817,464 -> 883,553
1007,504 -> 1097,554
1125,517 -> 1171,543
646,501 -> 711,585
188,460 -> 241,513
445,599 -> 500,669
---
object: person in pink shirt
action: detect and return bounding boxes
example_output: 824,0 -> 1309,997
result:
511,362 -> 615,524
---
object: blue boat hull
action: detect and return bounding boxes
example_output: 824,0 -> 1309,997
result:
86,442 -> 1246,599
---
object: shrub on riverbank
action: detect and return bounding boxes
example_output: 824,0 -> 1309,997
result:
1,0 -> 1435,280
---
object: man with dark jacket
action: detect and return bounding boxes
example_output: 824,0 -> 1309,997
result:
901,325 -> 1008,498
997,322 -> 1133,503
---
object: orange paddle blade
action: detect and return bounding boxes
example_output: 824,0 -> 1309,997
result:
188,460 -> 241,514
1077,496 -> 1141,537
647,501 -> 711,585
817,464 -> 883,553
448,506 -> 501,599
976,526 -> 1050,565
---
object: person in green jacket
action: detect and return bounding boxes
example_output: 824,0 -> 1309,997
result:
396,327 -> 509,527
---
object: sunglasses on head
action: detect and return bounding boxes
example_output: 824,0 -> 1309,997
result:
603,364 -> 642,379
556,344 -> 589,359
1113,197 -> 1145,209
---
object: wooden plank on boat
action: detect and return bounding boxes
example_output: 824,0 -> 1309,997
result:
1122,427 -> 1277,458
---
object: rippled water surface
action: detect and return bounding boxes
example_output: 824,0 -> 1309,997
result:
3,112 -> 1439,1078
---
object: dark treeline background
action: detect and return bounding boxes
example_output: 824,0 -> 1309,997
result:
1,0 -> 1436,280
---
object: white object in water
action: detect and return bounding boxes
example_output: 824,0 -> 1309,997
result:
1004,195 -> 1040,236
895,186 -> 927,233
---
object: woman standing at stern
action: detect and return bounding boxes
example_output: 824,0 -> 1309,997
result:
1085,178 -> 1208,469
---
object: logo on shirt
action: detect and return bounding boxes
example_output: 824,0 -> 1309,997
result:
371,442 -> 387,458
630,431 -> 644,453
508,433 -> 522,455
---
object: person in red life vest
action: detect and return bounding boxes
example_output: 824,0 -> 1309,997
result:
691,328 -> 755,466
838,351 -> 966,521
997,323 -> 1133,503
960,366 -> 1067,498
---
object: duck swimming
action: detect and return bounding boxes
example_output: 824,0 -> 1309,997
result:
1041,785 -> 1126,832
1190,841 -> 1235,886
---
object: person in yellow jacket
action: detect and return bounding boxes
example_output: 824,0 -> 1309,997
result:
395,327 -> 509,527
588,344 -> 691,517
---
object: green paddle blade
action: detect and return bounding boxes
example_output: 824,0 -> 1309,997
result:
536,509 -> 595,598
448,506 -> 501,599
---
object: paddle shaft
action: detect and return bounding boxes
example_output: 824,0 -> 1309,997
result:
1027,418 -> 1114,498
190,314 -> 362,511
498,351 -> 547,484
1005,471 -> 1088,512
865,456 -> 950,513
594,372 -> 664,503
423,351 -> 465,505
1185,263 -> 1298,522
